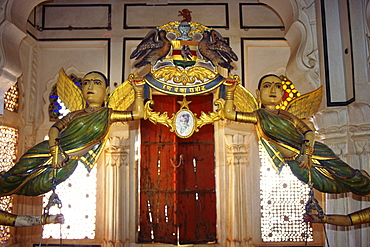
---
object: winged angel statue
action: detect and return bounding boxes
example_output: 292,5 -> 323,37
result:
224,74 -> 370,196
0,68 -> 144,196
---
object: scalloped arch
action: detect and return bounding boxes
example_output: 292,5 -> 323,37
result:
0,0 -> 48,114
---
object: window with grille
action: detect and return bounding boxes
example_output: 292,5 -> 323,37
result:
4,83 -> 19,113
259,142 -> 312,242
42,163 -> 97,239
259,75 -> 313,242
43,82 -> 97,239
0,126 -> 18,243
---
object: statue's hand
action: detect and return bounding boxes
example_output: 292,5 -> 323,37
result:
298,154 -> 312,169
45,214 -> 65,224
132,79 -> 145,92
224,80 -> 238,93
50,143 -> 68,169
303,213 -> 320,223
53,153 -> 67,169
298,136 -> 314,170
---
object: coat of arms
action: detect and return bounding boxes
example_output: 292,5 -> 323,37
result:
130,10 -> 239,137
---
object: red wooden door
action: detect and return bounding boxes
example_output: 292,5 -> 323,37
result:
139,94 -> 216,245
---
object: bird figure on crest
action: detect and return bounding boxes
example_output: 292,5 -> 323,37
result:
130,29 -> 172,68
130,10 -> 238,71
198,29 -> 238,70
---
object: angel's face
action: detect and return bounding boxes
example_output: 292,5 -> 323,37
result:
81,73 -> 109,107
257,75 -> 283,109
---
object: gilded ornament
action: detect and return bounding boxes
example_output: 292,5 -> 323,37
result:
151,66 -> 217,85
144,97 -> 224,138
130,15 -> 239,137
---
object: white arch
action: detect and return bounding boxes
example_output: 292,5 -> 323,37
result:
261,0 -> 319,91
0,0 -> 48,114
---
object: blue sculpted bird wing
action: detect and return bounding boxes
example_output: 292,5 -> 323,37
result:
56,68 -> 85,112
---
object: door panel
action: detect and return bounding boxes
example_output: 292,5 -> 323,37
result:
139,94 -> 216,245
139,96 -> 178,244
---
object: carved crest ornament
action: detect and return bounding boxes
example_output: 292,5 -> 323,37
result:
56,10 -> 322,139
129,11 -> 239,138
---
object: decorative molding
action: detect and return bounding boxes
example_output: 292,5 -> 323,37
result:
24,133 -> 36,152
104,136 -> 129,167
0,0 -> 48,114
317,125 -> 348,139
349,124 -> 370,155
103,239 -> 126,247
299,1 -> 320,86
285,3 -> 319,88
316,122 -> 370,158
314,104 -> 370,158
349,124 -> 370,137
28,44 -> 38,124
313,108 -> 349,131
0,23 -> 26,114
225,133 -> 250,166
348,102 -> 370,124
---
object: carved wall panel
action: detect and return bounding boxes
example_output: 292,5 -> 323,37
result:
124,3 -> 229,29
240,39 -> 290,90
240,3 -> 284,30
42,4 -> 111,31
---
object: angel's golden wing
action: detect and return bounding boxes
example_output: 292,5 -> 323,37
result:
107,79 -> 135,111
234,84 -> 258,112
57,68 -> 85,112
285,86 -> 322,119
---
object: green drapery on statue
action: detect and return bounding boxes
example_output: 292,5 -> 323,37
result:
0,108 -> 111,196
257,108 -> 370,196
